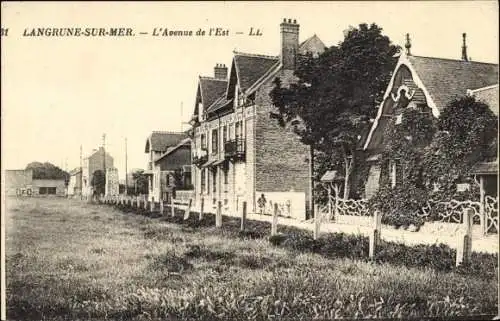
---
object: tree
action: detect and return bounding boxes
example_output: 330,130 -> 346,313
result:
91,170 -> 106,195
26,162 -> 70,186
270,23 -> 399,199
131,169 -> 149,195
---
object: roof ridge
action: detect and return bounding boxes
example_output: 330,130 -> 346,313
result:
233,50 -> 279,60
199,76 -> 228,81
410,55 -> 498,66
151,130 -> 187,135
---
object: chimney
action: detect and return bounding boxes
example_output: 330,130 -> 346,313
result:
405,33 -> 411,56
280,18 -> 300,70
462,33 -> 468,61
214,63 -> 228,79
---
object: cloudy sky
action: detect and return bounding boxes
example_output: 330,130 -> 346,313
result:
1,1 -> 498,179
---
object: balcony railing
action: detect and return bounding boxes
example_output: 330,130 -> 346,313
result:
224,138 -> 245,161
192,148 -> 208,167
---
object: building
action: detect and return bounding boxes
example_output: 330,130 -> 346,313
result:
68,167 -> 82,196
361,34 -> 498,198
147,138 -> 192,202
144,131 -> 189,201
189,19 -> 326,219
105,167 -> 120,196
5,169 -> 66,196
5,169 -> 33,196
82,147 -> 117,197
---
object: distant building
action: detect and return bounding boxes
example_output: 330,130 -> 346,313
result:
144,131 -> 188,201
68,167 -> 82,196
5,169 -> 66,197
82,147 -> 117,197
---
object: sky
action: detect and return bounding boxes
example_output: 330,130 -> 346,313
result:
1,1 -> 498,180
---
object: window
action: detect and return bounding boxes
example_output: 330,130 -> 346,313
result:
47,187 -> 57,195
212,168 -> 217,193
201,169 -> 206,193
235,122 -> 241,140
229,123 -> 235,140
39,187 -> 47,195
389,159 -> 403,187
201,134 -> 207,150
223,166 -> 229,185
211,129 -> 218,154
223,126 -> 228,144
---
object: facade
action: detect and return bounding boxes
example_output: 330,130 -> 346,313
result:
189,19 -> 326,219
5,169 -> 66,196
82,147 -> 116,197
68,167 -> 82,196
144,131 -> 188,201
361,37 -> 499,198
5,169 -> 33,196
105,167 -> 120,196
148,138 -> 192,201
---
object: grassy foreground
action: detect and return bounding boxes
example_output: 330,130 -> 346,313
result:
5,197 -> 498,320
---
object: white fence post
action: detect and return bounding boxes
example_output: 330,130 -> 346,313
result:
171,196 -> 175,217
160,200 -> 164,215
369,210 -> 382,259
199,198 -> 204,221
241,201 -> 247,232
184,199 -> 192,220
456,208 -> 473,266
271,203 -> 278,236
216,201 -> 222,228
313,204 -> 321,240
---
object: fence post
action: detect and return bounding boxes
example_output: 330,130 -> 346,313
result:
456,208 -> 473,267
241,201 -> 247,232
216,201 -> 222,228
369,210 -> 382,259
160,200 -> 164,215
184,199 -> 192,220
199,197 -> 204,221
171,196 -> 175,217
271,203 -> 278,236
313,204 -> 321,240
150,200 -> 155,212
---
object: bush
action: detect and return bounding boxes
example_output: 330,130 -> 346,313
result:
368,185 -> 427,229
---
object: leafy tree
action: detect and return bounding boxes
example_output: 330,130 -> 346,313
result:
26,162 -> 70,186
270,23 -> 399,199
91,170 -> 106,195
131,169 -> 149,195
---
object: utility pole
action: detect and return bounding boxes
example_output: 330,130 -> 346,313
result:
80,145 -> 83,200
102,134 -> 106,196
125,137 -> 128,195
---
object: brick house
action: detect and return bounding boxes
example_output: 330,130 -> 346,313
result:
144,131 -> 188,201
189,19 -> 326,219
361,35 -> 498,199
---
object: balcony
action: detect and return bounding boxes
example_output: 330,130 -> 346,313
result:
224,138 -> 245,161
192,148 -> 208,167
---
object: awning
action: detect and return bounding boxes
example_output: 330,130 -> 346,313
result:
201,159 -> 217,168
143,170 -> 155,176
212,158 -> 227,167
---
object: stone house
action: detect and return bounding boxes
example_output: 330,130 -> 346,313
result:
144,131 -> 188,201
361,35 -> 498,199
189,18 -> 326,219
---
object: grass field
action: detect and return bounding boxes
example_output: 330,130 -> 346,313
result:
5,197 -> 499,320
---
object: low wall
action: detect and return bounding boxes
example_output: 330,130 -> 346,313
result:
255,191 -> 305,220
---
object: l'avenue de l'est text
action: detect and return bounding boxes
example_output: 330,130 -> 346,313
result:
12,27 -> 263,37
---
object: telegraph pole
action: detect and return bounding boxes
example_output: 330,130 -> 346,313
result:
102,134 -> 106,196
125,137 -> 128,195
80,145 -> 83,200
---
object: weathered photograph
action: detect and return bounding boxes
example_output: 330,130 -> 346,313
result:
1,1 -> 498,320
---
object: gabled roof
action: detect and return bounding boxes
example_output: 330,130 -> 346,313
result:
154,138 -> 191,163
407,55 -> 498,112
205,96 -> 233,114
299,34 -> 327,56
145,131 -> 188,153
232,52 -> 280,93
199,77 -> 228,110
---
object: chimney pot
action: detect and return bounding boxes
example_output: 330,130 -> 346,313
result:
293,19 -> 297,24
461,33 -> 468,61
288,18 -> 292,23
404,33 -> 411,56
214,63 -> 228,79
